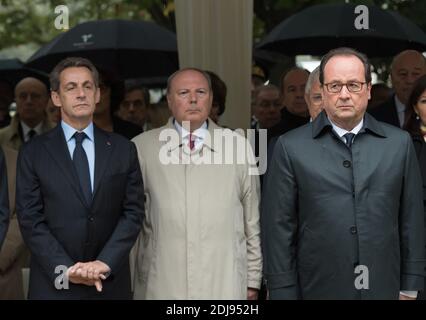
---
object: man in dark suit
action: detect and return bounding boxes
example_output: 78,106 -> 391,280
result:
0,147 -> 9,248
369,50 -> 426,128
16,57 -> 144,299
262,47 -> 425,300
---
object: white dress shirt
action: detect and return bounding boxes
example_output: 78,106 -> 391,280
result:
21,121 -> 43,142
174,119 -> 208,151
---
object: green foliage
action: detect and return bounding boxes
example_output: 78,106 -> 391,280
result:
0,0 -> 175,52
0,0 -> 424,81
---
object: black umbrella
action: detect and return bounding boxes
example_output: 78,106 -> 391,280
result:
26,19 -> 179,79
0,58 -> 49,88
257,3 -> 426,57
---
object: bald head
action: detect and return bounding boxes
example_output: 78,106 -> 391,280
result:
281,68 -> 310,117
15,77 -> 49,128
253,84 -> 281,129
391,50 -> 426,105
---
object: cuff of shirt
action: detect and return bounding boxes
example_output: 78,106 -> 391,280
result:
400,291 -> 418,298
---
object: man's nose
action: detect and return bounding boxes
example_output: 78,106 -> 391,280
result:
189,91 -> 197,103
76,86 -> 87,98
339,85 -> 351,99
296,89 -> 305,97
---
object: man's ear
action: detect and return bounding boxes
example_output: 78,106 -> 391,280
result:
367,83 -> 372,100
166,94 -> 172,111
95,87 -> 100,104
51,91 -> 62,107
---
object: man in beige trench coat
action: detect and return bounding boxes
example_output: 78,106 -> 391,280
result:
131,68 -> 262,299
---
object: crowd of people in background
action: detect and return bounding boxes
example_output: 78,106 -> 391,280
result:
0,46 -> 425,300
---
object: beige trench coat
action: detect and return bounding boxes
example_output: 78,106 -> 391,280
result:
131,118 -> 262,299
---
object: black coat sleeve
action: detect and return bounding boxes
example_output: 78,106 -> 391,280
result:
16,142 -> 74,282
261,137 -> 299,299
96,142 -> 145,274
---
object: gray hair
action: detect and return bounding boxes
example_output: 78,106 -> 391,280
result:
166,68 -> 212,94
253,84 -> 280,104
390,49 -> 426,71
305,66 -> 320,95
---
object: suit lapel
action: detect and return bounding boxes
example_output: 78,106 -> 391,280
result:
43,126 -> 89,208
93,126 -> 113,199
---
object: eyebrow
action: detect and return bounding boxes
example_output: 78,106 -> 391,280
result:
325,78 -> 363,82
64,80 -> 93,87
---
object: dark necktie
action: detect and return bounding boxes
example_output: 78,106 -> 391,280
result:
189,133 -> 195,150
73,132 -> 92,205
343,133 -> 355,149
28,129 -> 36,141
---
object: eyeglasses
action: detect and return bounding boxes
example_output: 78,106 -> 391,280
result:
323,81 -> 366,93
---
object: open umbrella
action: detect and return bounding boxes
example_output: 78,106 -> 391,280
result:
257,3 -> 426,57
26,19 -> 179,79
0,58 -> 49,88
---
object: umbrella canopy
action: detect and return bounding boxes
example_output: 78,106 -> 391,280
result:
0,58 -> 49,88
257,3 -> 426,57
26,19 -> 179,79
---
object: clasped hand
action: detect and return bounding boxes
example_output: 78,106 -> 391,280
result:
67,260 -> 110,292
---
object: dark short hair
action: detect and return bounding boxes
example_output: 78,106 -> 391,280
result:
319,47 -> 372,85
205,70 -> 227,116
50,57 -> 99,92
404,74 -> 426,136
166,68 -> 212,94
124,83 -> 150,107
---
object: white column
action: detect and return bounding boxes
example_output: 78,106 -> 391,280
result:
174,0 -> 253,130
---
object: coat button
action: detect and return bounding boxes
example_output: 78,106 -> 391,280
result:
88,216 -> 94,222
343,160 -> 351,168
350,226 -> 357,234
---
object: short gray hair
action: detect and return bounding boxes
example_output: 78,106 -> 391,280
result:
305,66 -> 320,95
253,84 -> 280,105
166,68 -> 212,94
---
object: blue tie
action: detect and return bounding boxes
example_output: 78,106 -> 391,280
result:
73,132 -> 92,205
343,133 -> 355,149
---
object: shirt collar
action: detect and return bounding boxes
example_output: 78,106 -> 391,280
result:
329,117 -> 364,138
21,120 -> 43,136
173,119 -> 208,141
312,110 -> 386,139
61,120 -> 94,142
395,95 -> 406,113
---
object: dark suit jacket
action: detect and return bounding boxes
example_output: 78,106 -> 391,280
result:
0,148 -> 9,248
369,95 -> 401,128
112,116 -> 143,140
16,124 -> 144,299
262,112 -> 425,299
